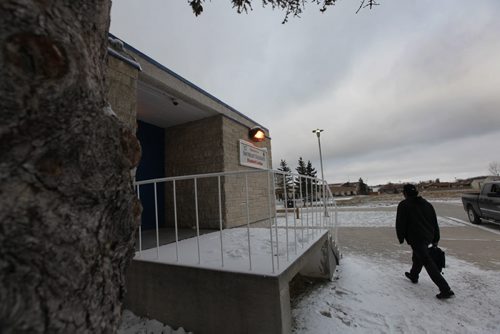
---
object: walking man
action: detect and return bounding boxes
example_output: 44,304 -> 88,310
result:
396,184 -> 454,299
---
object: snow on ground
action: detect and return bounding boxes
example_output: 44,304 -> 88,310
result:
122,248 -> 500,334
336,211 -> 461,227
292,254 -> 500,334
275,210 -> 461,228
338,203 -> 399,209
430,199 -> 463,205
335,198 -> 463,209
135,227 -> 325,275
118,310 -> 192,334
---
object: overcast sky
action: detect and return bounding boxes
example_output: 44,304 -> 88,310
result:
110,0 -> 500,185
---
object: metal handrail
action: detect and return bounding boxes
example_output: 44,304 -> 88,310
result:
134,169 -> 338,273
134,168 -> 325,185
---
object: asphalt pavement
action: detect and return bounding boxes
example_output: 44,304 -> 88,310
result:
338,201 -> 500,271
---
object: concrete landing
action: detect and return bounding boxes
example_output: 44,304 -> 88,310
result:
124,229 -> 339,334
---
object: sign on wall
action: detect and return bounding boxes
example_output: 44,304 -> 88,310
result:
239,140 -> 268,170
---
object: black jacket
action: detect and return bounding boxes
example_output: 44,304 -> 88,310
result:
396,196 -> 440,245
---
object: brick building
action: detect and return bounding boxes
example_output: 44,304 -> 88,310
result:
107,34 -> 273,230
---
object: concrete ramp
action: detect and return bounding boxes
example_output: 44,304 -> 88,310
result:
124,229 -> 338,334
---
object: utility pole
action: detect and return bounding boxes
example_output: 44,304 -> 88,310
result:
312,129 -> 328,217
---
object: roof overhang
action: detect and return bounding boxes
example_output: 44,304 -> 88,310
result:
108,33 -> 269,135
137,76 -> 218,128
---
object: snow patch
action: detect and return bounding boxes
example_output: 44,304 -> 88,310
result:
275,210 -> 460,228
118,310 -> 192,334
103,104 -> 117,117
292,254 -> 500,333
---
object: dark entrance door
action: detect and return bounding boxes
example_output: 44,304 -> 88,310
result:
136,120 -> 165,230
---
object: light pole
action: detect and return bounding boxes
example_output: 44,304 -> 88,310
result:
312,129 -> 328,216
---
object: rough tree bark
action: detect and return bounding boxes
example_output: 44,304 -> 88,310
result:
0,1 -> 141,333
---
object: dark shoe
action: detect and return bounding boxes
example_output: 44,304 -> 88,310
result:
436,290 -> 455,299
405,272 -> 418,283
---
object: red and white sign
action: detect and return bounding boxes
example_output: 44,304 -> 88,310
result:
239,140 -> 268,169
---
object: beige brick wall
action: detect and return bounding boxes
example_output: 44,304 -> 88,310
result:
164,116 -> 224,228
161,115 -> 274,229
107,56 -> 139,131
165,115 -> 224,176
221,117 -> 274,228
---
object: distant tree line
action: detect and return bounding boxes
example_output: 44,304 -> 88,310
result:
276,158 -> 373,199
357,178 -> 369,195
276,157 -> 320,200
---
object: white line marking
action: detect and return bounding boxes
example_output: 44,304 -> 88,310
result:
445,216 -> 500,236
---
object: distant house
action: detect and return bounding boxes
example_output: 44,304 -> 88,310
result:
421,182 -> 454,190
418,176 -> 500,191
378,183 -> 404,194
453,176 -> 499,190
471,178 -> 485,190
455,178 -> 473,188
329,182 -> 358,196
470,176 -> 500,190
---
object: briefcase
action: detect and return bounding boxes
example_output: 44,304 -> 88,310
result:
429,245 -> 445,273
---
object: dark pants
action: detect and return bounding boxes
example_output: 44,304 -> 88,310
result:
410,242 -> 451,292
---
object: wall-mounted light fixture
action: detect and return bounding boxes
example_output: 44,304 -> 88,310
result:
171,97 -> 179,106
249,127 -> 266,142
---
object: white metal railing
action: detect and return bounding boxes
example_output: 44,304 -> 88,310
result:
134,169 -> 338,274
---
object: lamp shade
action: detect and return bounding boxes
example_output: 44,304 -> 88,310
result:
249,127 -> 266,142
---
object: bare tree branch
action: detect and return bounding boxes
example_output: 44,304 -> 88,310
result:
489,161 -> 500,176
189,0 -> 379,23
356,0 -> 380,14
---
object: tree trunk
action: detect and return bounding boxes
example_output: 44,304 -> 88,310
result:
0,1 -> 140,332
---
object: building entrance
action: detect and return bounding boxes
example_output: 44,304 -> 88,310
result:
136,120 -> 165,230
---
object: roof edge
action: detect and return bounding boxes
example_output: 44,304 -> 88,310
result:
108,33 -> 269,132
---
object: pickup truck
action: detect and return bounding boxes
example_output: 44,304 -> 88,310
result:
462,181 -> 500,224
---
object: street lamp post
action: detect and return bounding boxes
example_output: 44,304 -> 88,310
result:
312,129 -> 328,216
